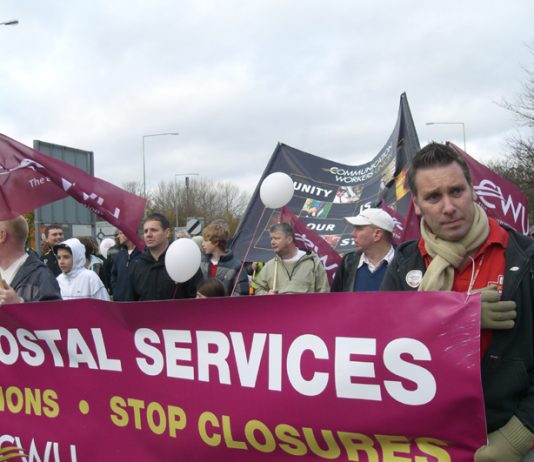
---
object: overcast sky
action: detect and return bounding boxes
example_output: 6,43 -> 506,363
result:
1,1 -> 533,196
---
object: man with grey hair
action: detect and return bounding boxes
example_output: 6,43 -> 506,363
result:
254,222 -> 329,295
0,215 -> 61,303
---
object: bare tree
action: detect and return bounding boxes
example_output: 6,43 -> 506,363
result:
122,180 -> 145,197
490,44 -> 534,222
500,43 -> 534,128
150,180 -> 177,216
487,138 -> 534,222
147,177 -> 250,233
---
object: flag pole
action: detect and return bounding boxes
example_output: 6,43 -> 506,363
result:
272,259 -> 278,293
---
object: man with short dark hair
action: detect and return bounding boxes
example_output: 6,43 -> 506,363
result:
128,213 -> 202,301
110,230 -> 141,301
40,223 -> 64,276
254,222 -> 329,295
331,208 -> 394,292
381,142 -> 534,461
0,216 -> 61,303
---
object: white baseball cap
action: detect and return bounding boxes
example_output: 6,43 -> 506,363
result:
344,208 -> 394,232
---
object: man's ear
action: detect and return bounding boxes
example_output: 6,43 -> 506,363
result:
373,228 -> 383,242
412,196 -> 422,217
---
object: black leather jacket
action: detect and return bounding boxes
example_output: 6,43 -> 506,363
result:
128,247 -> 202,301
13,253 -> 62,302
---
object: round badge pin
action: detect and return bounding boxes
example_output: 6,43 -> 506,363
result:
406,270 -> 423,288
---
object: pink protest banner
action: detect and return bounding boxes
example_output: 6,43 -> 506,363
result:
0,292 -> 485,461
0,133 -> 146,249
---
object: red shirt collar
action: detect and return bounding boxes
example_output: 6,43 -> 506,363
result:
418,217 -> 508,258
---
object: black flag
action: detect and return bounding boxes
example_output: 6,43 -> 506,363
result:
232,93 -> 420,262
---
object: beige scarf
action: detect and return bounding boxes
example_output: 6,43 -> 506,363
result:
419,203 -> 489,291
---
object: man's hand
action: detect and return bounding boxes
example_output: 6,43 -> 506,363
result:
0,279 -> 23,305
475,416 -> 534,462
478,284 -> 516,330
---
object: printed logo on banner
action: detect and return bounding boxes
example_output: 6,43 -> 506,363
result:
474,179 -> 529,234
0,158 -> 44,176
321,145 -> 395,185
0,438 -> 77,461
0,443 -> 27,461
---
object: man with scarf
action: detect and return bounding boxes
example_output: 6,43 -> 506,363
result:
381,143 -> 534,462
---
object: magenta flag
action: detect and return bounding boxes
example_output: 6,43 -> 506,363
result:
280,206 -> 342,284
397,199 -> 421,243
0,133 -> 146,249
381,199 -> 422,244
449,142 -> 529,234
379,200 -> 421,245
0,292 -> 486,461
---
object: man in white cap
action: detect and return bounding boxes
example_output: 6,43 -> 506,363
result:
331,207 -> 394,292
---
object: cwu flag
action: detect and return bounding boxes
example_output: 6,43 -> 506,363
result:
0,133 -> 146,249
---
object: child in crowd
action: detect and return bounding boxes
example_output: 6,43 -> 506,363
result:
54,238 -> 110,301
196,278 -> 226,298
200,222 -> 249,296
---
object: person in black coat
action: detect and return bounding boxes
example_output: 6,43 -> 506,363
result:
111,230 -> 141,301
128,213 -> 202,301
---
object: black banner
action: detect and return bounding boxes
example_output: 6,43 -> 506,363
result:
232,93 -> 420,262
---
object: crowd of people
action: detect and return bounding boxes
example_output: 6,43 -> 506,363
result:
0,142 -> 533,461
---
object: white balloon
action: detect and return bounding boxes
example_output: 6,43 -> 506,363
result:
165,238 -> 201,283
259,172 -> 294,209
99,238 -> 116,259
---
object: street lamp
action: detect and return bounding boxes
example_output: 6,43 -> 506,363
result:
175,173 -> 199,228
142,132 -> 179,197
425,122 -> 466,152
0,19 -> 18,26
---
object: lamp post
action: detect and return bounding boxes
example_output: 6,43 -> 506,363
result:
142,132 -> 179,197
425,122 -> 466,151
0,19 -> 18,26
175,173 -> 199,228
